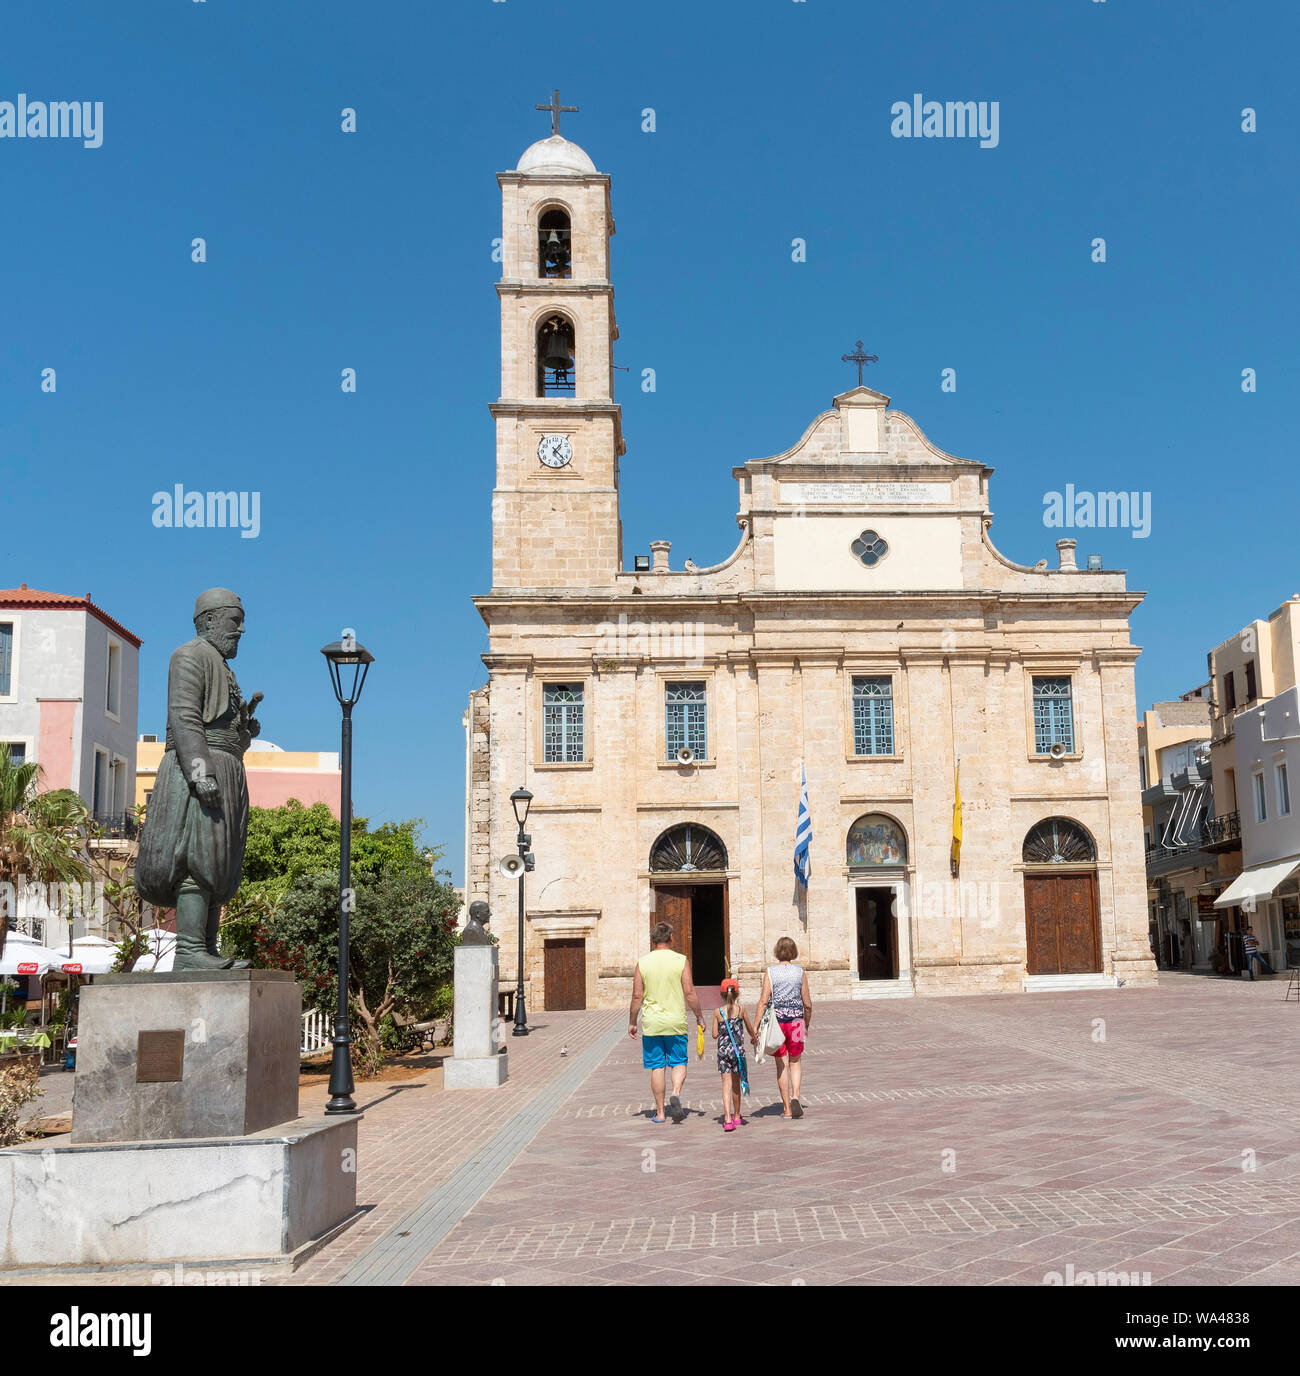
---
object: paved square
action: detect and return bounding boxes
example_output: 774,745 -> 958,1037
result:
302,972 -> 1300,1287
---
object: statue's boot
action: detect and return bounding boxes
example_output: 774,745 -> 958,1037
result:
206,897 -> 250,970
173,884 -> 238,971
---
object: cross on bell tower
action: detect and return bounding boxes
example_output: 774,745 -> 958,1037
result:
535,89 -> 578,136
841,340 -> 879,387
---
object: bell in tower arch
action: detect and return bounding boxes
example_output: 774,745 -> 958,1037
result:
538,208 -> 572,278
537,315 -> 576,395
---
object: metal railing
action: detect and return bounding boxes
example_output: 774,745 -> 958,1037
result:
1201,811 -> 1241,848
92,811 -> 139,839
301,1009 -> 331,1059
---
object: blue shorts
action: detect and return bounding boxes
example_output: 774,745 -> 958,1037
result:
642,1033 -> 689,1069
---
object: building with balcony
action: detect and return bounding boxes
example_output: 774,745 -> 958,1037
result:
1207,595 -> 1300,972
1137,695 -> 1216,968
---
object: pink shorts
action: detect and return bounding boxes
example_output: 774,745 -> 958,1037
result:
772,1018 -> 805,1059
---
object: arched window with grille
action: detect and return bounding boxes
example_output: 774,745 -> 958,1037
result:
1022,817 -> 1096,865
650,824 -> 728,873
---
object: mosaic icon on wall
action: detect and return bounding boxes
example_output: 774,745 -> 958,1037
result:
847,813 -> 907,867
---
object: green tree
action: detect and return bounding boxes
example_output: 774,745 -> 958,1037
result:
223,800 -> 433,962
0,745 -> 90,960
253,863 -> 459,1075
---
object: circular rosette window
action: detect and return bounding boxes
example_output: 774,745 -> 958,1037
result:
851,529 -> 890,567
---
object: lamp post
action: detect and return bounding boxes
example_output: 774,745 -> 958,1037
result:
321,632 -> 374,1115
510,787 -> 533,1037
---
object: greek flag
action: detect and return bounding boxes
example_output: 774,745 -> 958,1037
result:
794,764 -> 811,889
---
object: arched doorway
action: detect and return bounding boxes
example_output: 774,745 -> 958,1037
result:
847,814 -> 909,982
649,824 -> 729,987
1022,818 -> 1101,974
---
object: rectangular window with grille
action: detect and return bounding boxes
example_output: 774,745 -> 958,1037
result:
0,623 -> 12,697
1032,675 -> 1075,754
665,682 -> 707,761
1,741 -> 25,767
542,684 -> 584,763
851,676 -> 895,756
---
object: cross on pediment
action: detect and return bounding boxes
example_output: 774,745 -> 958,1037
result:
536,89 -> 578,137
841,340 -> 879,387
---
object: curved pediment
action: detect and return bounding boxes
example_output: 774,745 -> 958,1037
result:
737,388 -> 990,476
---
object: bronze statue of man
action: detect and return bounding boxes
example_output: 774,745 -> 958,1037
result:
136,589 -> 263,971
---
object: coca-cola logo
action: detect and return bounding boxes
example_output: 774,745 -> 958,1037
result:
61,963 -> 83,975
17,962 -> 38,975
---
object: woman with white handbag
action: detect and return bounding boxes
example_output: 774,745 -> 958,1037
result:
751,936 -> 812,1118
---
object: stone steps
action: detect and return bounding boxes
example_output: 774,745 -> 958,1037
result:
851,981 -> 916,1000
1020,973 -> 1121,993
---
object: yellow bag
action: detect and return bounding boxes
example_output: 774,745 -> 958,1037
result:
697,1024 -> 705,1058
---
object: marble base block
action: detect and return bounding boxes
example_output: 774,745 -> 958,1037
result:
72,970 -> 300,1144
444,944 -> 508,1089
444,1052 -> 509,1089
0,1117 -> 358,1271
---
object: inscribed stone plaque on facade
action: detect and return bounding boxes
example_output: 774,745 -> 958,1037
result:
781,481 -> 951,505
136,1029 -> 186,1083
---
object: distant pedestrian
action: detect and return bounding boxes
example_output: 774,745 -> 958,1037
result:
753,937 -> 812,1119
711,978 -> 756,1131
628,921 -> 706,1124
1243,926 -> 1275,979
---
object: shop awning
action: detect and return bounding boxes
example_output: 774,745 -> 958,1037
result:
1213,858 -> 1300,908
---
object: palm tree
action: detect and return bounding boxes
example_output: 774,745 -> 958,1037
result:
0,744 -> 90,959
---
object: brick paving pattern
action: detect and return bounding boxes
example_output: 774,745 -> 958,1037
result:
284,1007 -> 620,1285
26,972 -> 1300,1287
391,972 -> 1300,1285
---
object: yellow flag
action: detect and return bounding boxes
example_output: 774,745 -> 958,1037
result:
951,760 -> 963,875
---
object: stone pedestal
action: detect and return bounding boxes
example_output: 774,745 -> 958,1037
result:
443,945 -> 508,1089
0,1117 -> 358,1272
72,970 -> 300,1144
0,969 -> 361,1275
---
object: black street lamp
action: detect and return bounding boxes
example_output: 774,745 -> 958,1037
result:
321,632 -> 374,1115
510,787 -> 533,1037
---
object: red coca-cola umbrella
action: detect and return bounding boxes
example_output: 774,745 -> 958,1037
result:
0,934 -> 65,978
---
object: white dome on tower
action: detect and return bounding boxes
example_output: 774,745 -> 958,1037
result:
516,135 -> 597,176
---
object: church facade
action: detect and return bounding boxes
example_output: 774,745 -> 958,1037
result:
466,125 -> 1157,1010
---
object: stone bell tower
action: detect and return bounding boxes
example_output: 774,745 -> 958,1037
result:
490,96 -> 625,591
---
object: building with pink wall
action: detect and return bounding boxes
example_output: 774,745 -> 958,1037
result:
136,739 -> 342,819
0,585 -> 141,818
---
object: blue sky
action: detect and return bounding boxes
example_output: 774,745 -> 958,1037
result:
4,0 -> 1295,881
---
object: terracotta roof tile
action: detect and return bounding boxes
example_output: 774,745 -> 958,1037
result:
0,585 -> 142,647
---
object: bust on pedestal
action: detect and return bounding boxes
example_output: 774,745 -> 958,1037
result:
444,901 -> 508,1088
